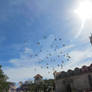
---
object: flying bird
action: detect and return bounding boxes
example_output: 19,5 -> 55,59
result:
46,63 -> 48,65
35,54 -> 38,56
57,64 -> 60,67
62,61 -> 64,63
62,44 -> 65,47
67,59 -> 69,61
58,55 -> 60,58
40,50 -> 42,52
54,38 -> 57,41
67,56 -> 71,59
46,66 -> 49,69
49,53 -> 52,56
37,42 -> 40,45
43,36 -> 47,39
59,38 -> 62,41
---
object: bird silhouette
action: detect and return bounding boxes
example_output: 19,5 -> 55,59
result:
32,36 -> 71,73
37,42 -> 40,45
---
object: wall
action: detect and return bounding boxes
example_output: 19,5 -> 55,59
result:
55,72 -> 92,92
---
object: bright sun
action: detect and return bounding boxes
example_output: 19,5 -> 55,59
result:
74,0 -> 92,22
74,0 -> 92,38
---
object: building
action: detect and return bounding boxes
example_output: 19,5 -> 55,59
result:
54,64 -> 92,92
34,74 -> 43,84
16,74 -> 55,92
16,84 -> 30,92
8,82 -> 16,92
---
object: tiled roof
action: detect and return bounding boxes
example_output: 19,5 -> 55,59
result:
55,63 -> 92,80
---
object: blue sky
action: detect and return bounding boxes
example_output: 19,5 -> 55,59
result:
0,0 -> 92,82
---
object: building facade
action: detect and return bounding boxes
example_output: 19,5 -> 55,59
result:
34,74 -> 43,84
54,64 -> 92,92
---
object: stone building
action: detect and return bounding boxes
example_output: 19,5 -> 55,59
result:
16,74 -> 55,92
54,64 -> 92,92
34,74 -> 43,84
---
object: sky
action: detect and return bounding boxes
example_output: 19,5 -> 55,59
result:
0,0 -> 92,82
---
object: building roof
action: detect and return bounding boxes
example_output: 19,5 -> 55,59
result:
34,74 -> 43,79
55,63 -> 92,80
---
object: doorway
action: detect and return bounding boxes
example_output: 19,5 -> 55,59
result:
66,84 -> 72,92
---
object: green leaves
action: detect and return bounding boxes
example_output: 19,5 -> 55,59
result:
0,65 -> 9,91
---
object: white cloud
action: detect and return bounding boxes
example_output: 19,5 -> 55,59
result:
9,45 -> 74,67
63,47 -> 92,70
5,34 -> 74,82
4,66 -> 54,82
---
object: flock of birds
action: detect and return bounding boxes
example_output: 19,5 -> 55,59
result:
21,34 -> 92,74
24,36 -> 72,74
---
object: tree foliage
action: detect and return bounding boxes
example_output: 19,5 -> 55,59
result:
0,65 -> 9,92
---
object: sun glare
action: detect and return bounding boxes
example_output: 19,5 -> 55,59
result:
74,0 -> 92,38
74,0 -> 92,22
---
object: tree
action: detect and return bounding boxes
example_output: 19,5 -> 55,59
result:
0,65 -> 9,92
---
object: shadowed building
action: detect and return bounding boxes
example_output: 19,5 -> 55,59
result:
16,81 -> 30,92
16,74 -> 55,92
54,64 -> 92,92
8,82 -> 16,92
